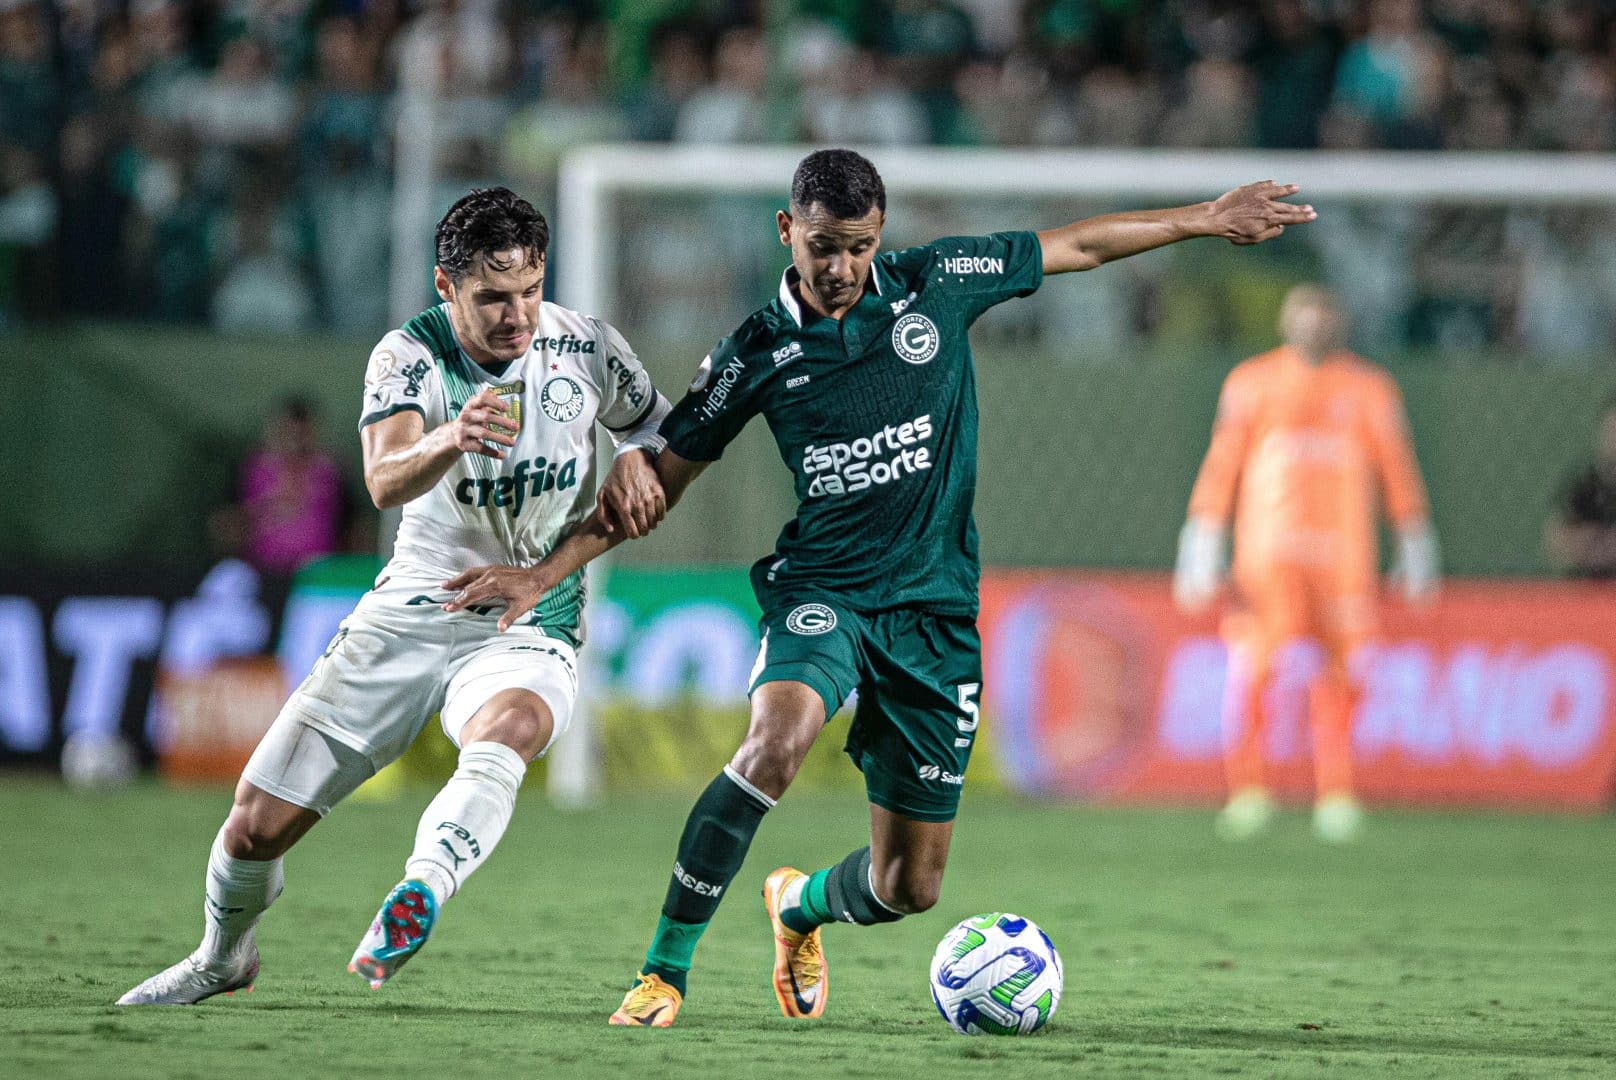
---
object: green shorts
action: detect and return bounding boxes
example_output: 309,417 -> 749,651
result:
750,595 -> 982,823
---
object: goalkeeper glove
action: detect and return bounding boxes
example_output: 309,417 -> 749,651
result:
1392,521 -> 1440,603
1173,517 -> 1227,612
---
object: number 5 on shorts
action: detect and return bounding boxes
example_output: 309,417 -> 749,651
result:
956,683 -> 980,747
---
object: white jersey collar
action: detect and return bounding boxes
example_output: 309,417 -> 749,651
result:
778,260 -> 884,328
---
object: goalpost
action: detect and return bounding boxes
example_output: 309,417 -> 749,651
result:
556,145 -> 1616,318
539,144 -> 1616,807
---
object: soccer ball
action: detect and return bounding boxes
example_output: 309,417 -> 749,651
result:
929,912 -> 1062,1036
60,733 -> 137,791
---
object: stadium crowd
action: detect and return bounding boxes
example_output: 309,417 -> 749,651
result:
3,0 -> 1616,347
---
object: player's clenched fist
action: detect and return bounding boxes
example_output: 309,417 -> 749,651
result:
598,449 -> 667,539
451,388 -> 518,459
1207,181 -> 1317,246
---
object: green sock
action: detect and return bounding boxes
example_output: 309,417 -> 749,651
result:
642,915 -> 705,995
781,869 -> 833,934
639,767 -> 773,996
780,847 -> 903,933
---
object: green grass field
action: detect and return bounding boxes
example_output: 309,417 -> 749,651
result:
4,779 -> 1614,1079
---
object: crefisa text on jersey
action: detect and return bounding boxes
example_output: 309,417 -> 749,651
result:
535,333 -> 595,354
455,455 -> 580,516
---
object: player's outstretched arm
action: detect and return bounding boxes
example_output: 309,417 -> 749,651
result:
444,449 -> 708,632
1036,181 -> 1316,275
362,388 -> 516,508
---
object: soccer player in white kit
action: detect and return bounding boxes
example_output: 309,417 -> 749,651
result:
119,188 -> 672,1004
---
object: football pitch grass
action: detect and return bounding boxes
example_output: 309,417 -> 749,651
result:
4,780 -> 1614,1079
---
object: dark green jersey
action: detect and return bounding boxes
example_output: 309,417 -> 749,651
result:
660,231 -> 1043,616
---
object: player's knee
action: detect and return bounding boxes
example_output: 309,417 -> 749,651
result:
460,694 -> 553,761
881,869 -> 942,915
869,854 -> 943,914
220,805 -> 296,861
730,729 -> 813,796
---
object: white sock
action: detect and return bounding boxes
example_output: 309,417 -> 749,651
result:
199,830 -> 284,964
780,874 -> 808,915
403,741 -> 525,904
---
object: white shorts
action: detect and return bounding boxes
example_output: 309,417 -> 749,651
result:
242,577 -> 578,815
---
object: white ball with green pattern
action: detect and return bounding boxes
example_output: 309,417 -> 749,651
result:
929,912 -> 1062,1035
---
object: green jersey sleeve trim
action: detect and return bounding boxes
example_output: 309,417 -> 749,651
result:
358,402 -> 426,430
602,391 -> 658,434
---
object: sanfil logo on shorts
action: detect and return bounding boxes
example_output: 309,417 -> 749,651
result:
785,603 -> 837,635
917,763 -> 964,785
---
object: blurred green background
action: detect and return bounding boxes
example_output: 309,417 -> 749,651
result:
5,324 -> 1600,578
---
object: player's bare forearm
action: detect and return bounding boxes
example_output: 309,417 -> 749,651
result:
1038,206 -> 1212,274
653,447 -> 708,511
1037,181 -> 1316,275
530,448 -> 710,594
362,388 -> 517,509
365,420 -> 465,507
530,508 -> 624,595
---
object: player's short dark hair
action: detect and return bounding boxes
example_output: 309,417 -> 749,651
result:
434,187 -> 549,283
790,149 -> 886,220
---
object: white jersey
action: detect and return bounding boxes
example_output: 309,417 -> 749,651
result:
358,300 -> 664,643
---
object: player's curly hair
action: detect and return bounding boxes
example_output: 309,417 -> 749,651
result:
791,149 -> 886,220
434,187 -> 549,283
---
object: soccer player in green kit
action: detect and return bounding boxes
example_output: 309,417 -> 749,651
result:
484,149 -> 1315,1025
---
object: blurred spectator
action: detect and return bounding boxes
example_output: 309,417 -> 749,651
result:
53,116 -> 131,321
300,14 -> 390,333
213,397 -> 356,578
949,55 -> 1071,145
2,0 -> 1616,351
1528,50 -> 1616,152
1546,401 -> 1616,579
506,19 -> 624,177
1331,0 -> 1447,148
1249,0 -> 1339,148
879,0 -> 978,140
625,20 -> 710,142
675,26 -> 774,143
186,37 -> 296,152
129,0 -> 206,130
1513,212 -> 1616,354
0,0 -> 70,321
1074,66 -> 1160,147
0,0 -> 58,155
0,141 -> 55,325
795,30 -> 927,146
211,189 -> 317,336
393,0 -> 510,99
1160,58 -> 1255,148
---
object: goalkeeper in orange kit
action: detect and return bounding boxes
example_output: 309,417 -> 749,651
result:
1174,285 -> 1438,842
